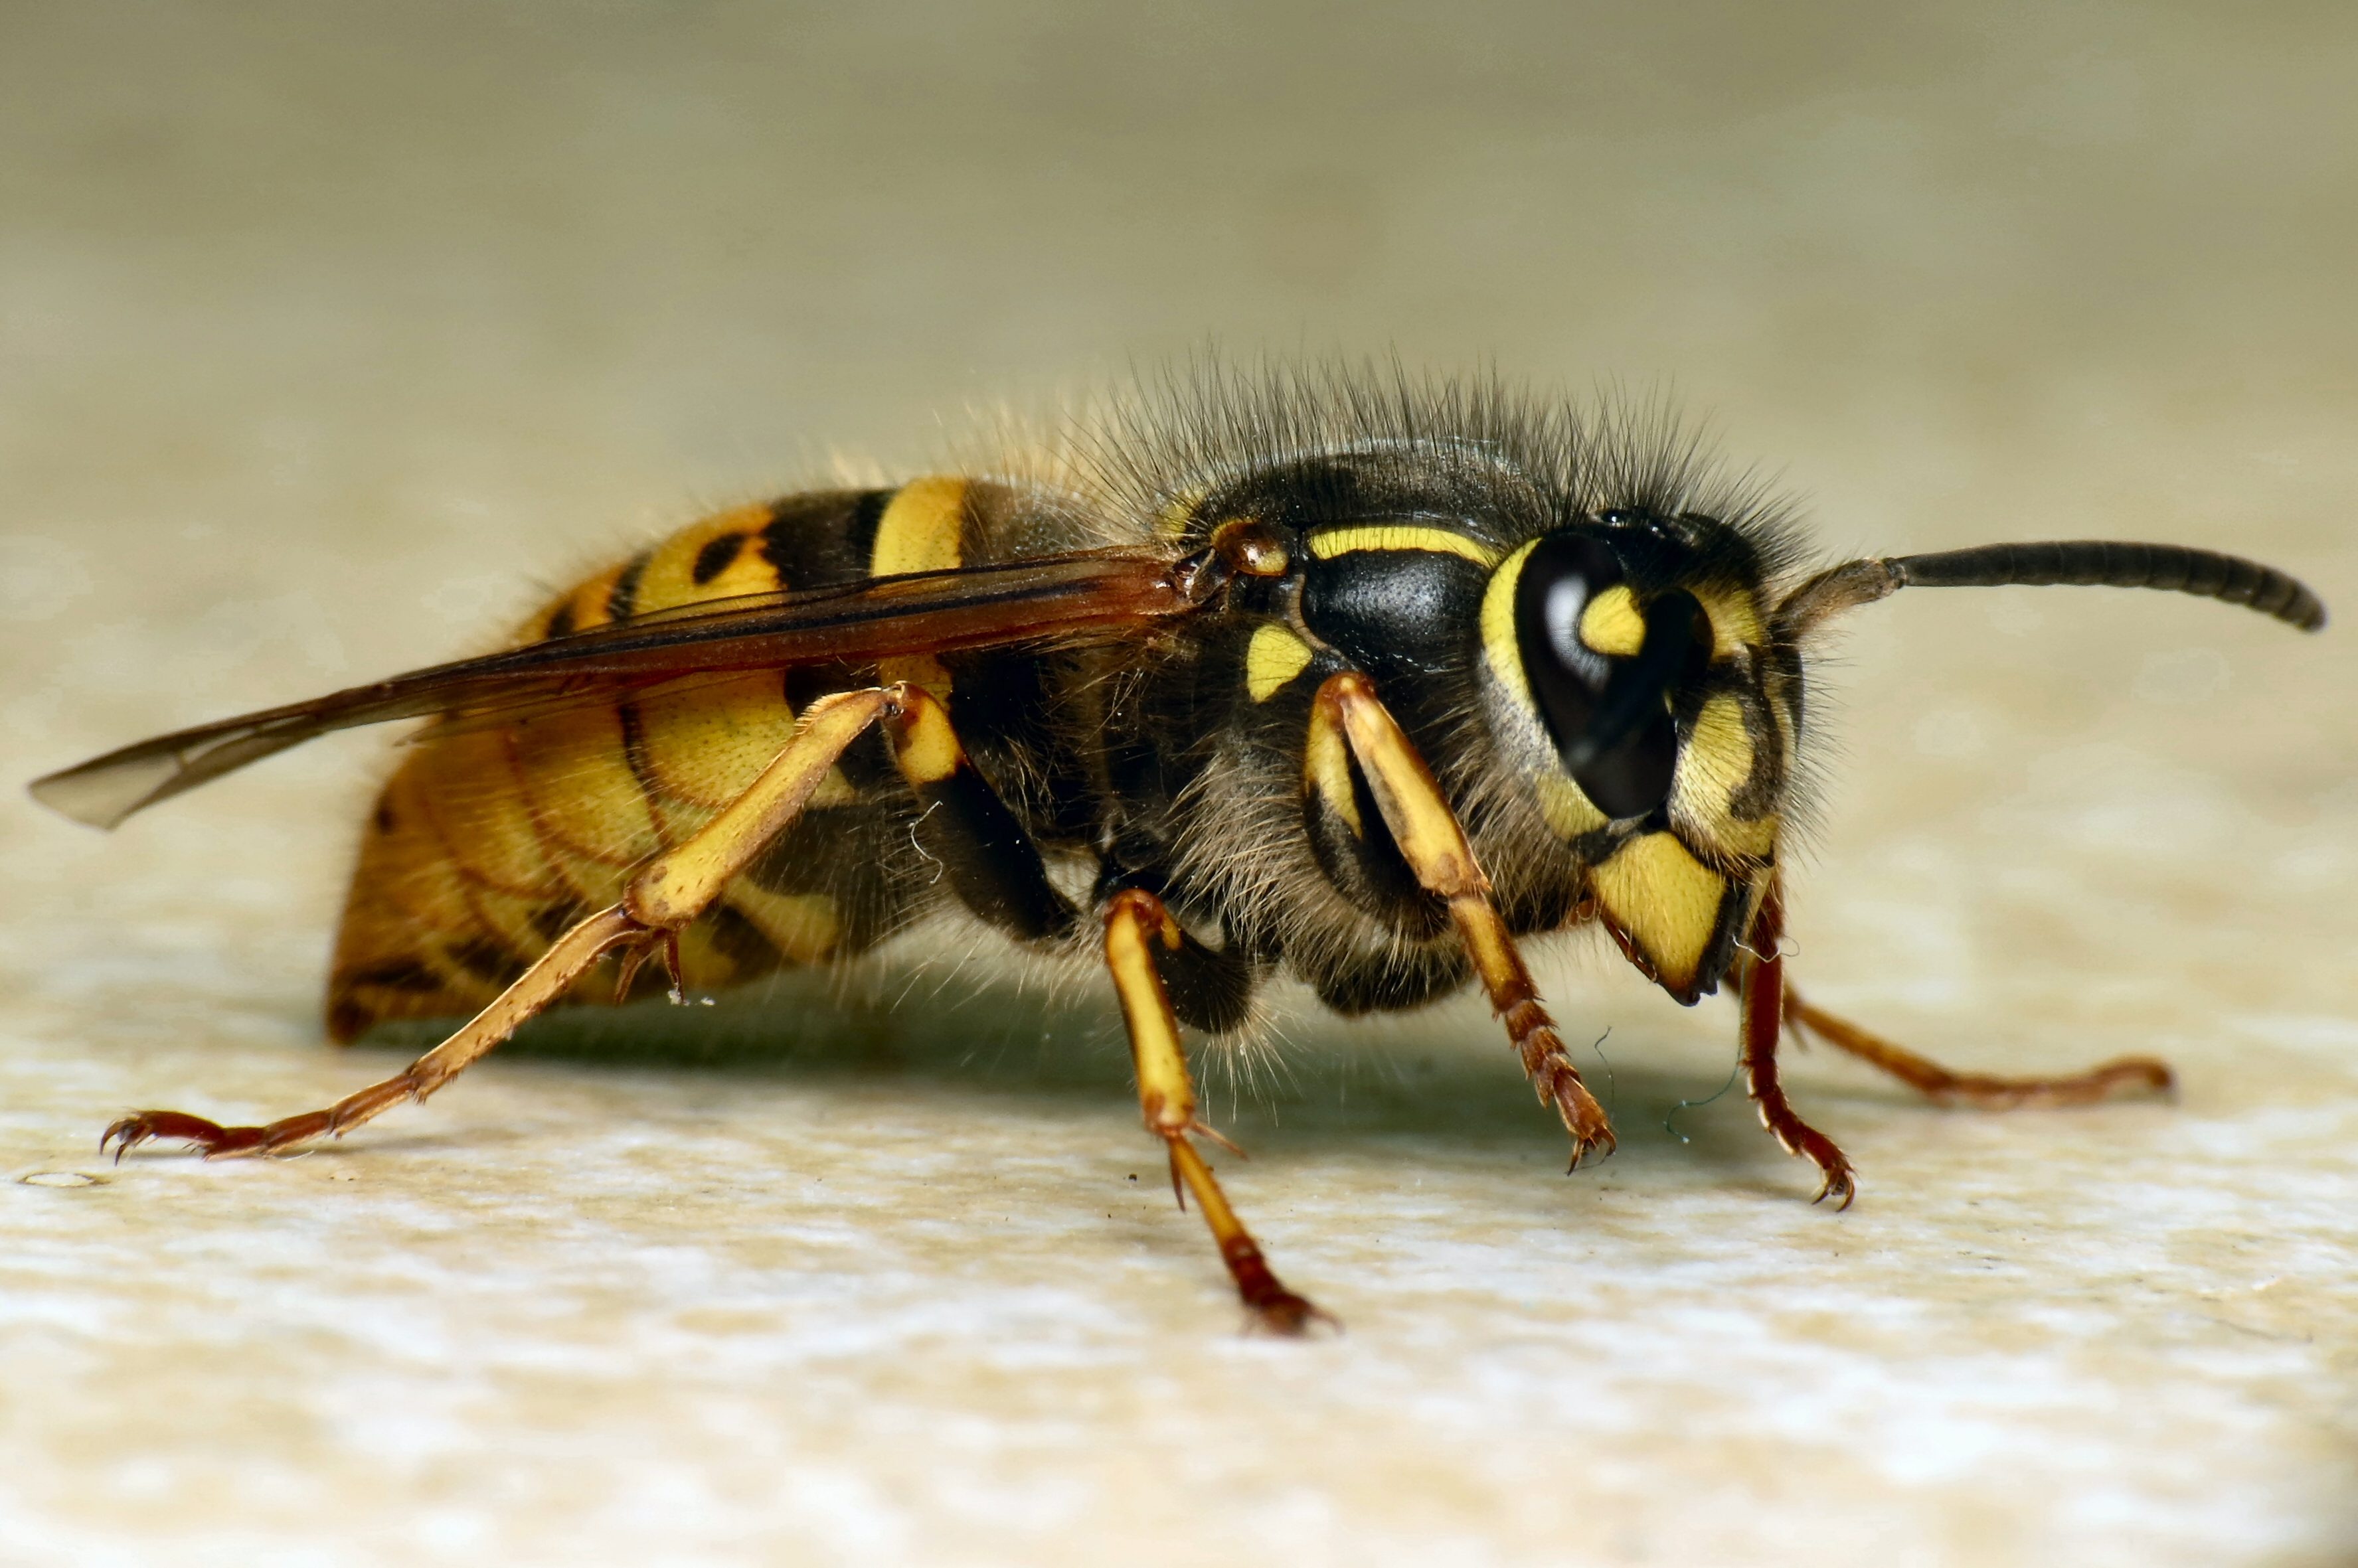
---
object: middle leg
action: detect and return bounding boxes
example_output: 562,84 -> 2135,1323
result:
1104,888 -> 1329,1335
884,690 -> 1322,1331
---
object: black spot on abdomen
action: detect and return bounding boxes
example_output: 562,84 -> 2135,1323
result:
691,532 -> 746,586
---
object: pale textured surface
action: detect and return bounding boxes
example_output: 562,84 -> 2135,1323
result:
3,5 -> 2355,1566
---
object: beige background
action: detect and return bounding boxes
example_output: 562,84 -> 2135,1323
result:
3,4 -> 2354,1565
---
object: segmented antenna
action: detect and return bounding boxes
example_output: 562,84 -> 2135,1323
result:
1888,540 -> 2327,631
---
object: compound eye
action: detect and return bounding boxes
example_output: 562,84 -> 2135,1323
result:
1511,532 -> 1692,821
1570,684 -> 1682,821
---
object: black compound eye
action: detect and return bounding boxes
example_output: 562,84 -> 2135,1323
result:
1514,532 -> 1621,736
1512,532 -> 1696,821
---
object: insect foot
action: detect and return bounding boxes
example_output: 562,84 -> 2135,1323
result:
1807,1150 -> 1858,1210
1511,1011 -> 1618,1169
103,1101 -> 369,1161
610,927 -> 687,1006
1222,1235 -> 1341,1338
1763,1112 -> 1858,1211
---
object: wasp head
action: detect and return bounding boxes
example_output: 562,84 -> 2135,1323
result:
1480,507 -> 1794,1002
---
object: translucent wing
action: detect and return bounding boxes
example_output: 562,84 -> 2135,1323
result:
32,550 -> 1203,829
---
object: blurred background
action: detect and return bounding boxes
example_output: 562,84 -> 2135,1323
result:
2,5 -> 2353,1565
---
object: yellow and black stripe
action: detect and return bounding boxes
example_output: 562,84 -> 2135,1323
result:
328,480 -> 996,1040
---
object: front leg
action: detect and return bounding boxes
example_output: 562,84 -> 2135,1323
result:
1736,882 -> 1856,1208
1309,672 -> 1615,1168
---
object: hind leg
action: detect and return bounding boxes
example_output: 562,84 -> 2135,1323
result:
104,688 -> 902,1160
1782,990 -> 2173,1108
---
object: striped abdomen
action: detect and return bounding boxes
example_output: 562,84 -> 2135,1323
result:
325,479 -> 1003,1042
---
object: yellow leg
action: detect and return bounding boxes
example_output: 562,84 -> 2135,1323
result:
104,688 -> 902,1160
1104,888 -> 1331,1335
1782,988 -> 2174,1108
1312,672 -> 1615,1166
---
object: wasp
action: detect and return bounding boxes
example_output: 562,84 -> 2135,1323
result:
32,367 -> 2327,1332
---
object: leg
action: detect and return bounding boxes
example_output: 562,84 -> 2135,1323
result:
901,694 -> 1312,1326
1312,672 -> 1614,1166
105,688 -> 901,1160
1104,888 -> 1330,1335
1736,882 -> 1856,1207
883,681 -> 1077,942
1781,988 -> 2173,1108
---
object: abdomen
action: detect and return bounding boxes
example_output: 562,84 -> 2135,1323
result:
325,481 -> 991,1042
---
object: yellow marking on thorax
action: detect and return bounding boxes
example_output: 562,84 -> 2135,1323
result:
1307,524 -> 1501,568
1157,486 -> 1209,538
1675,694 -> 1776,860
1245,623 -> 1315,702
873,477 -> 967,693
1210,516 -> 1290,576
1578,586 -> 1646,657
1586,832 -> 1731,997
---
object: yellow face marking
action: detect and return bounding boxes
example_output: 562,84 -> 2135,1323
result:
1245,623 -> 1316,702
871,476 -> 968,576
1479,538 -> 1538,710
1307,524 -> 1501,568
1577,585 -> 1647,657
1586,831 -> 1730,998
1531,771 -> 1608,840
1675,694 -> 1776,860
1302,696 -> 1363,837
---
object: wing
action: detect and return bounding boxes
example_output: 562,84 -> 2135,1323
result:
31,548 -> 1204,829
